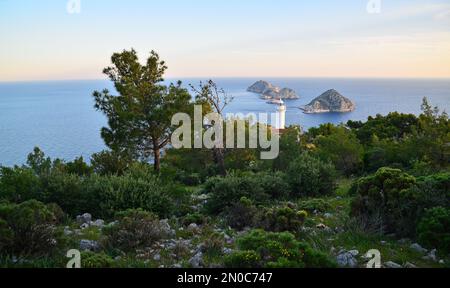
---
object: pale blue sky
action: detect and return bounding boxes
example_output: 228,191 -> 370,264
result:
1,0 -> 449,81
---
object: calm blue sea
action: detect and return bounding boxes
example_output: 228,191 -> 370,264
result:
0,78 -> 449,166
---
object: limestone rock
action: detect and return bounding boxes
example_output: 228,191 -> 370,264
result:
247,80 -> 275,94
410,243 -> 428,254
76,213 -> 92,225
247,80 -> 299,100
384,261 -> 402,269
79,239 -> 100,252
336,251 -> 358,268
189,252 -> 203,268
301,89 -> 355,113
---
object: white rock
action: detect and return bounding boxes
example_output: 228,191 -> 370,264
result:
79,239 -> 100,251
223,248 -> 233,255
153,254 -> 161,261
63,227 -> 73,236
336,251 -> 358,268
159,219 -> 175,237
187,223 -> 199,233
404,262 -> 417,268
76,213 -> 92,224
189,252 -> 203,268
427,249 -> 438,262
384,261 -> 402,269
410,243 -> 427,254
91,219 -> 105,228
80,223 -> 90,230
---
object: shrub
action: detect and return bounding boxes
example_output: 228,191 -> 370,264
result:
224,197 -> 258,230
298,198 -> 332,213
91,174 -> 188,219
415,173 -> 450,209
0,200 -> 60,256
256,206 -> 307,233
90,150 -> 131,176
43,172 -> 92,217
350,167 -> 418,236
182,212 -> 209,226
103,209 -> 170,252
417,207 -> 450,253
202,232 -> 225,258
0,167 -> 42,203
314,127 -> 364,175
41,168 -> 191,219
0,219 -> 13,251
225,230 -> 336,268
81,251 -> 114,268
204,174 -> 268,214
253,172 -> 290,200
286,153 -> 337,197
65,157 -> 93,176
176,171 -> 202,186
224,250 -> 261,268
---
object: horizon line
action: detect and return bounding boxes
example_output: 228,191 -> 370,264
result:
1,75 -> 450,84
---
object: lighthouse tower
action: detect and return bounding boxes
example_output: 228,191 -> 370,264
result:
277,100 -> 286,130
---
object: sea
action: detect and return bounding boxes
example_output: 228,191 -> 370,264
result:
0,78 -> 449,167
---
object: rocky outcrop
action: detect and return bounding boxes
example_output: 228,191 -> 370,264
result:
301,89 -> 355,113
247,80 -> 275,94
247,80 -> 299,100
278,88 -> 297,99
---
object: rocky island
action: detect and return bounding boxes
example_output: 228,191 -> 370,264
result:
247,80 -> 299,100
301,89 -> 355,114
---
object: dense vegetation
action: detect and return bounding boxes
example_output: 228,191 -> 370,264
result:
0,50 -> 448,268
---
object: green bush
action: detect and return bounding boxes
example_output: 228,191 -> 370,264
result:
224,197 -> 258,230
415,173 -> 450,209
286,153 -> 337,197
203,174 -> 268,214
0,200 -> 61,256
298,198 -> 332,213
224,230 -> 336,268
204,172 -> 292,215
201,232 -> 225,258
0,167 -> 42,203
350,167 -> 418,236
182,212 -> 209,226
0,219 -> 13,251
81,251 -> 114,268
175,171 -> 202,186
88,172 -> 191,219
254,172 -> 290,200
224,250 -> 261,268
90,150 -> 131,176
417,207 -> 450,253
65,157 -> 93,176
314,126 -> 364,176
43,171 -> 93,217
103,209 -> 170,252
256,206 -> 307,233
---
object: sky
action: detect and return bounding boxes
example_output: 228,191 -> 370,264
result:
0,0 -> 450,81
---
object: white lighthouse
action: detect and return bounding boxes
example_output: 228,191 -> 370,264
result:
276,100 -> 286,130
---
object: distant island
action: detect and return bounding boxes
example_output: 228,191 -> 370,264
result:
247,80 -> 299,100
300,89 -> 355,114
